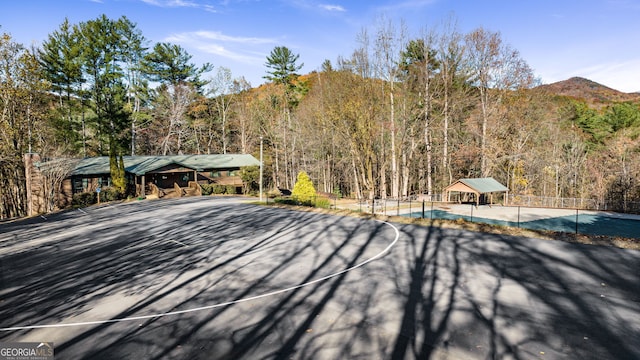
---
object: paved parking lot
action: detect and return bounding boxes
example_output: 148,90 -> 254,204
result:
1,197 -> 639,359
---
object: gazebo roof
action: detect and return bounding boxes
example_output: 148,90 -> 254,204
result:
446,177 -> 508,194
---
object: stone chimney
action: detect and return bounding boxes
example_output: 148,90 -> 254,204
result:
23,153 -> 42,216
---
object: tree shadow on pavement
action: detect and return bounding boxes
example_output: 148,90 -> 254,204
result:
2,199 -> 638,359
386,222 -> 639,359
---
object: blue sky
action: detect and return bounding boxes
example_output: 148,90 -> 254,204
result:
1,0 -> 639,92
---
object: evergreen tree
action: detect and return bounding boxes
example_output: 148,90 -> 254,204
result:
292,171 -> 316,205
38,18 -> 85,152
264,46 -> 303,85
264,46 -> 307,105
141,42 -> 212,90
141,42 -> 212,155
74,15 -> 142,190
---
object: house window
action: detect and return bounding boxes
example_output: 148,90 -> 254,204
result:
73,178 -> 83,193
229,170 -> 239,177
72,177 -> 92,193
98,176 -> 112,187
210,171 -> 221,178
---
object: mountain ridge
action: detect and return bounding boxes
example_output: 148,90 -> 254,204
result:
538,77 -> 640,104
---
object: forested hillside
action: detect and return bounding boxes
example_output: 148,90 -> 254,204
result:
2,16 -> 640,219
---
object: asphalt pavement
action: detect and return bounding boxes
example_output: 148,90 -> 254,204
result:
1,196 -> 638,359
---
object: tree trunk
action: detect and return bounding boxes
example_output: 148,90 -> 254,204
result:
480,87 -> 488,177
390,90 -> 399,198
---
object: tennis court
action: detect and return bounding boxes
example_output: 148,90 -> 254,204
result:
404,204 -> 640,239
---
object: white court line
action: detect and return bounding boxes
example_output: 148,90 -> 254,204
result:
169,239 -> 188,247
0,220 -> 399,332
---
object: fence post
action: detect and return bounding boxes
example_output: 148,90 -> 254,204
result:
517,206 -> 521,228
422,200 -> 425,219
409,198 -> 411,217
575,209 -> 579,235
431,201 -> 434,220
470,203 -> 474,222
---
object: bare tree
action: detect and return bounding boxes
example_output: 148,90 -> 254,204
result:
374,17 -> 407,198
435,19 -> 468,186
208,67 -> 237,154
465,27 -> 535,176
229,76 -> 252,153
154,83 -> 196,155
38,158 -> 79,212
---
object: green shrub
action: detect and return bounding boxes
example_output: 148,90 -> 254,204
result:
332,187 -> 343,199
315,197 -> 331,209
240,165 -> 260,193
225,185 -> 237,194
274,197 -> 298,206
213,185 -> 226,194
72,192 -> 96,207
200,184 -> 214,195
272,196 -> 317,207
99,187 -> 124,202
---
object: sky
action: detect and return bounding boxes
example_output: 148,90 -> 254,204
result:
1,0 -> 639,92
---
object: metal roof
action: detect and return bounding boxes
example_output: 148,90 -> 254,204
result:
69,154 -> 260,176
451,177 -> 508,193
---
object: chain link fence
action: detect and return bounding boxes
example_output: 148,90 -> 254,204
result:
507,194 -> 640,214
264,193 -> 640,239
329,196 -> 640,239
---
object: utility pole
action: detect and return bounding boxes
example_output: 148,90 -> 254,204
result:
259,136 -> 264,202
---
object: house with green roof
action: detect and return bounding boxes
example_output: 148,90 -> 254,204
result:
24,153 -> 260,215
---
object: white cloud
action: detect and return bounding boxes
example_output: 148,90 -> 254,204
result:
376,0 -> 439,12
190,31 -> 276,44
572,60 -> 640,93
165,31 -> 276,64
140,0 -> 217,13
538,59 -> 640,93
320,4 -> 346,12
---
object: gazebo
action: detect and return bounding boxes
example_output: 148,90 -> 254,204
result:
444,177 -> 509,206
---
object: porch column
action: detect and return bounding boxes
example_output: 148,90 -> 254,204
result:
141,174 -> 146,197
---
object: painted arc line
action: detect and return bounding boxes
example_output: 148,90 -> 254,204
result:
169,239 -> 188,247
0,219 -> 400,332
